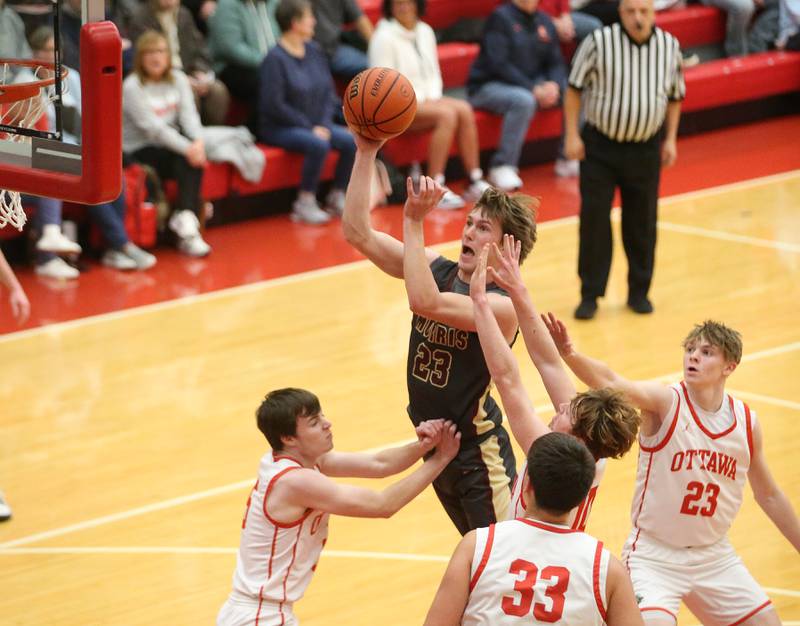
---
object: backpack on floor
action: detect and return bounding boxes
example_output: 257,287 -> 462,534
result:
123,163 -> 158,249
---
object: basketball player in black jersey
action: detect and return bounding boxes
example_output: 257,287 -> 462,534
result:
343,133 -> 538,534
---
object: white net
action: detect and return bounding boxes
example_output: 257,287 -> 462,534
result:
0,60 -> 64,231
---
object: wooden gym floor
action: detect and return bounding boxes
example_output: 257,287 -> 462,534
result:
0,143 -> 799,624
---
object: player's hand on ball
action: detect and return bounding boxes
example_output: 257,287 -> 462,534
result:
350,127 -> 386,154
404,175 -> 445,221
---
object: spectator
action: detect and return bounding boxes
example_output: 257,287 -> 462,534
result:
700,0 -> 756,56
538,0 -> 603,43
208,0 -> 281,101
182,0 -> 219,33
368,0 -> 491,210
748,0 -> 780,52
61,0 -> 138,71
311,0 -> 373,80
20,27 -> 156,276
575,0 -> 621,26
777,0 -> 800,49
130,0 -> 231,125
258,0 -> 356,224
124,30 -> 211,257
467,0 -> 574,190
0,0 -> 32,67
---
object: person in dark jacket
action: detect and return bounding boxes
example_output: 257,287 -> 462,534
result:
258,0 -> 356,224
467,0 -> 569,190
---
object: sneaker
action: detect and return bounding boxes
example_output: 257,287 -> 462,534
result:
177,234 -> 211,257
101,249 -> 138,271
122,243 -> 157,270
627,295 -> 654,314
0,492 -> 11,522
554,158 -> 580,178
574,297 -> 597,320
36,224 -> 82,255
35,256 -> 79,280
488,165 -> 523,191
324,189 -> 346,216
462,179 -> 492,202
168,210 -> 201,240
437,187 -> 466,211
290,198 -> 332,225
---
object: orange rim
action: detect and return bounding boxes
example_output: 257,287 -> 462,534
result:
0,58 -> 69,105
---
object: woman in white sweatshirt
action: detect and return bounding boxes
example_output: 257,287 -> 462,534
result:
368,0 -> 490,210
123,30 -> 211,257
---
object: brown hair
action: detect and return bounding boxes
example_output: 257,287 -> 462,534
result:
527,432 -> 596,514
682,320 -> 742,364
256,388 -> 321,451
132,30 -> 173,83
475,187 -> 538,263
570,388 -> 640,460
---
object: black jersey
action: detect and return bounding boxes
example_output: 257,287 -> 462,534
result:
406,256 -> 513,443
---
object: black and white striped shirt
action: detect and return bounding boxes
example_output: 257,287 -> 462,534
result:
569,24 -> 685,143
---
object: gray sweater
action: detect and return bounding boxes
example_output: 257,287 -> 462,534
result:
122,69 -> 203,155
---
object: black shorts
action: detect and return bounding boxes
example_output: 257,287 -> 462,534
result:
432,426 -> 516,535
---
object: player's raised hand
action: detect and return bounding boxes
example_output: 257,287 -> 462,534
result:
415,419 -> 445,452
404,175 -> 446,222
351,128 -> 386,154
469,244 -> 490,304
488,234 -> 524,294
431,421 -> 461,463
542,312 -> 575,357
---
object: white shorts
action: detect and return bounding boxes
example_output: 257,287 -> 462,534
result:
621,530 -> 772,625
217,597 -> 298,626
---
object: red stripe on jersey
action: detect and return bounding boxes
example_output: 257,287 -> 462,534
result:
640,388 -> 681,453
641,606 -> 677,621
592,541 -> 607,621
728,599 -> 772,626
518,518 -> 578,533
469,524 -> 495,592
268,526 -> 279,578
278,525 -> 303,626
571,485 -> 598,531
255,585 -> 265,625
631,452 -> 656,532
744,404 -> 754,458
263,467 -> 311,528
626,529 -> 641,570
681,382 -> 737,438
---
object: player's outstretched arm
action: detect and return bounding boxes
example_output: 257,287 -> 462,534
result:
489,235 -> 576,411
470,243 -> 548,454
543,313 -> 673,424
403,178 -> 516,336
748,419 -> 800,552
342,133 -> 406,277
318,419 -> 446,479
605,555 -> 645,626
423,530 -> 475,626
0,249 -> 30,324
276,423 -> 461,519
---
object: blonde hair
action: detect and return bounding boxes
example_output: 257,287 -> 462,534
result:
682,320 -> 742,364
133,30 -> 174,83
475,187 -> 539,263
570,388 -> 640,460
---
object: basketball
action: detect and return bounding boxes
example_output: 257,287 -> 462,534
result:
343,68 -> 417,141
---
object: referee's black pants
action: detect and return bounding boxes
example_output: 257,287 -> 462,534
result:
578,125 -> 661,302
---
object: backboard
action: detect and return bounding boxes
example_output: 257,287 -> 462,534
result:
0,0 -> 122,205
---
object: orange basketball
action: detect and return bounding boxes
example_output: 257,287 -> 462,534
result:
343,68 -> 417,141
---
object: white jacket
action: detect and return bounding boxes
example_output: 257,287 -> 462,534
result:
368,18 -> 443,104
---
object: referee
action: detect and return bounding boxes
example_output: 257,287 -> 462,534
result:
564,0 -> 685,320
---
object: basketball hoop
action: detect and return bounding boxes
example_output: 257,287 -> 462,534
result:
0,58 -> 68,231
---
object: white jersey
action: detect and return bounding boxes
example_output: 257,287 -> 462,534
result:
508,458 -> 606,531
224,451 -> 329,621
629,382 -> 753,549
464,519 -> 610,626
